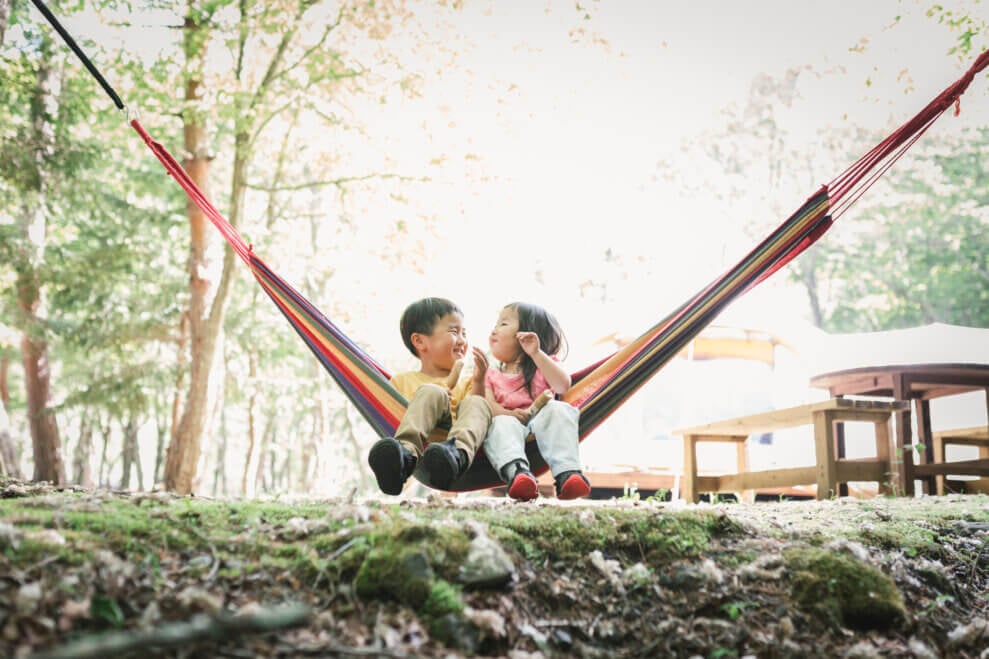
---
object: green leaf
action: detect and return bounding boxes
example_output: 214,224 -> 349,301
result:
90,595 -> 125,626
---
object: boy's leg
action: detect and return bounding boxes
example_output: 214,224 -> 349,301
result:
395,384 -> 451,457
448,394 -> 492,463
417,391 -> 489,490
370,384 -> 449,495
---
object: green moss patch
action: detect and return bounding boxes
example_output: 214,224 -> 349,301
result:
352,522 -> 470,622
482,506 -> 741,564
785,547 -> 905,630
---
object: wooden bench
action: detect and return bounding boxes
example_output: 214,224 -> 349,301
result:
910,426 -> 989,495
674,398 -> 907,503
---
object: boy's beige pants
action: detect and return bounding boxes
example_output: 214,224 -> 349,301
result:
395,384 -> 491,461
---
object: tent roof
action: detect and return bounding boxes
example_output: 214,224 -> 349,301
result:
803,323 -> 989,376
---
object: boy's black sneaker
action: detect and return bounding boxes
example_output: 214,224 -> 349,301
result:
368,437 -> 416,495
419,438 -> 468,490
555,470 -> 591,500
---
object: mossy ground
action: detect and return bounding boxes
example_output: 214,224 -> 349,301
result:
1,482 -> 987,658
786,546 -> 906,629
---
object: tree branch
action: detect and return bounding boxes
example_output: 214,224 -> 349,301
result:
278,4 -> 348,81
246,172 -> 430,194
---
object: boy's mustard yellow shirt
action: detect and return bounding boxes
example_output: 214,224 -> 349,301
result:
389,371 -> 473,420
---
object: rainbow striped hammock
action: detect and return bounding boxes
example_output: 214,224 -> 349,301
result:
36,0 -> 986,492
127,48 -> 988,492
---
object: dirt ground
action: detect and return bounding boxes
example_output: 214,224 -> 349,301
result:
1,481 -> 987,658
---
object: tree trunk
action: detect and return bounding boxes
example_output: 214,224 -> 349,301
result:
98,417 -> 111,487
18,39 -> 65,485
21,329 -> 64,483
213,402 -> 227,497
344,403 -> 377,494
0,358 -> 22,479
277,450 -> 291,492
299,410 -> 318,493
163,9 -> 219,494
0,404 -> 21,479
798,255 -> 824,329
120,418 -> 133,489
169,313 -> 187,436
120,413 -> 142,490
0,355 -> 9,409
163,4 -> 248,494
154,393 -> 169,488
72,413 -> 93,487
0,0 -> 10,47
255,415 -> 277,494
240,349 -> 258,496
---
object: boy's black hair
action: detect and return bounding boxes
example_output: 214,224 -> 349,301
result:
399,297 -> 463,358
508,302 -> 568,397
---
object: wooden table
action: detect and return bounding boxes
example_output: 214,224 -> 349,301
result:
675,398 -> 906,503
810,363 -> 989,496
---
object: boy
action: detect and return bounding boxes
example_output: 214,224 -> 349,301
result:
368,297 -> 491,494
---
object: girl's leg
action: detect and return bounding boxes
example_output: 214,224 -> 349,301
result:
484,416 -> 538,500
529,401 -> 582,476
530,401 -> 590,500
482,415 -> 529,476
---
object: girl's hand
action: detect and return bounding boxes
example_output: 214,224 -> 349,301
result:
470,346 -> 488,397
516,331 -> 541,357
490,405 -> 529,423
525,390 -> 554,416
471,346 -> 488,378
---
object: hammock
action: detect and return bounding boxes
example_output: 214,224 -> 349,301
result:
31,0 -> 989,491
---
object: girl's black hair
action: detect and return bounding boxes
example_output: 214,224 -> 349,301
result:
507,302 -> 568,397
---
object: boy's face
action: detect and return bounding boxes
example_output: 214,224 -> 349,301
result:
413,312 -> 468,372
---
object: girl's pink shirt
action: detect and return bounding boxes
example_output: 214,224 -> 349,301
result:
485,367 -> 551,410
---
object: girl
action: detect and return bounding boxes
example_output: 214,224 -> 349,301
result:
478,302 -> 591,501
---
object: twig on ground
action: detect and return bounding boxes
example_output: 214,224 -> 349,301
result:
29,602 -> 312,659
283,643 -> 408,657
314,538 -> 359,589
180,518 -> 221,582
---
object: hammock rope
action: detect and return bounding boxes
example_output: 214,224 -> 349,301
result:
29,0 -> 989,491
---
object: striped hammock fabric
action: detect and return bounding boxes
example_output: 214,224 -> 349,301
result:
130,51 -> 987,492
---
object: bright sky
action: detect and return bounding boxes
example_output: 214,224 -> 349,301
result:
330,0 -> 988,370
51,0 -> 989,366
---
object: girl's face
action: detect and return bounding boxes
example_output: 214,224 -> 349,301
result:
488,306 -> 521,364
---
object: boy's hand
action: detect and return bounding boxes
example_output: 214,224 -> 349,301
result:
445,360 -> 464,390
516,331 -> 541,357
